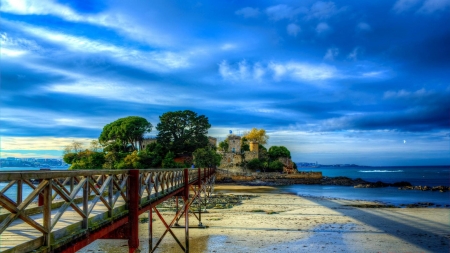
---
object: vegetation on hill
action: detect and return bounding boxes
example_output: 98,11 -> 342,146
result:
63,111 -> 220,170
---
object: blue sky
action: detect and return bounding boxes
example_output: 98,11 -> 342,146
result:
1,0 -> 449,166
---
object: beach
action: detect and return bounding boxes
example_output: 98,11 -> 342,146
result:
78,185 -> 450,253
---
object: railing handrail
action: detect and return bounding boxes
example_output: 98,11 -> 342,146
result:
0,168 -> 200,181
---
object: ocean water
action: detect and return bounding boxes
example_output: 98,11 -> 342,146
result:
284,166 -> 450,206
299,166 -> 450,186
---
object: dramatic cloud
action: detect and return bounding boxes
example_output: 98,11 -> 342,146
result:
1,0 -> 449,165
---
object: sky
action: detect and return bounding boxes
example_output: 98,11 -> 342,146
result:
1,0 -> 449,166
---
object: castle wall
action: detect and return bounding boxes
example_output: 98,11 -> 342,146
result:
227,135 -> 241,153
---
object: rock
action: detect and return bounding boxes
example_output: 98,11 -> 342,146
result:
391,181 -> 412,187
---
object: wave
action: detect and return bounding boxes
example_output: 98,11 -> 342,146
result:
358,170 -> 404,173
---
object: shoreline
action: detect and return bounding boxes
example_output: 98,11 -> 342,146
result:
79,184 -> 450,253
215,184 -> 450,208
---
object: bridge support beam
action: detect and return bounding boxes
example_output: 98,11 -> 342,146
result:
184,168 -> 190,253
128,169 -> 140,253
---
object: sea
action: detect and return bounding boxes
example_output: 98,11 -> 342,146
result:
1,166 -> 449,206
281,166 -> 450,206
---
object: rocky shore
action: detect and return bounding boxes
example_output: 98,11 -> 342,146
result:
217,172 -> 450,192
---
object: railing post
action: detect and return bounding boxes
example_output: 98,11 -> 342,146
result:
108,174 -> 113,218
83,176 -> 89,230
149,209 -> 153,250
16,180 -> 22,204
198,168 -> 202,227
184,168 -> 189,253
43,179 -> 52,247
128,169 -> 140,253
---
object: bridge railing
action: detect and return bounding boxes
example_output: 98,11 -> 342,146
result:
0,168 -> 208,252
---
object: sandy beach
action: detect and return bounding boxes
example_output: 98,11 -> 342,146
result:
79,185 -> 450,253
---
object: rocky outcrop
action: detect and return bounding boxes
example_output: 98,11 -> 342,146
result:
398,185 -> 449,192
215,170 -> 323,185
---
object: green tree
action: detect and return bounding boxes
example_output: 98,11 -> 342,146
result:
268,146 -> 291,160
162,151 -> 185,168
142,142 -> 165,167
247,158 -> 263,171
268,160 -> 284,172
240,137 -> 250,152
156,110 -> 211,155
193,148 -> 221,168
99,116 -> 152,152
116,151 -> 143,169
218,139 -> 229,152
66,149 -> 105,170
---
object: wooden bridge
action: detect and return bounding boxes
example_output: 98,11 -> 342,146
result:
0,168 -> 216,253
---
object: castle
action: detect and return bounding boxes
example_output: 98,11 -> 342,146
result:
218,134 -> 297,174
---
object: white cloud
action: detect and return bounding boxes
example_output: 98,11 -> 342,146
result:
235,7 -> 260,18
1,48 -> 27,57
287,23 -> 301,37
220,43 -> 237,50
324,47 -> 339,61
219,60 -> 337,82
0,32 -> 41,57
46,79 -> 179,105
269,62 -> 337,81
9,22 -> 191,71
253,63 -> 265,81
392,0 -> 450,13
0,0 -> 175,47
308,1 -> 340,19
356,22 -> 371,32
316,22 -> 332,35
219,60 -> 255,82
0,0 -> 80,18
392,0 -> 421,12
383,88 -> 433,98
347,47 -> 362,60
361,71 -> 386,78
418,0 -> 450,13
266,4 -> 303,20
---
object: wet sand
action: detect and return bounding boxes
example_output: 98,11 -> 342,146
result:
78,185 -> 450,253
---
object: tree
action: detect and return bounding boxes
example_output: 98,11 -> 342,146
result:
268,160 -> 284,172
116,151 -> 143,169
162,151 -> 184,168
193,148 -> 222,168
90,140 -> 102,152
63,141 -> 83,154
241,137 -> 250,152
140,142 -> 166,168
99,116 -> 152,152
243,128 -> 269,145
268,146 -> 291,160
156,110 -> 211,155
247,158 -> 263,171
66,149 -> 105,170
218,139 -> 229,152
